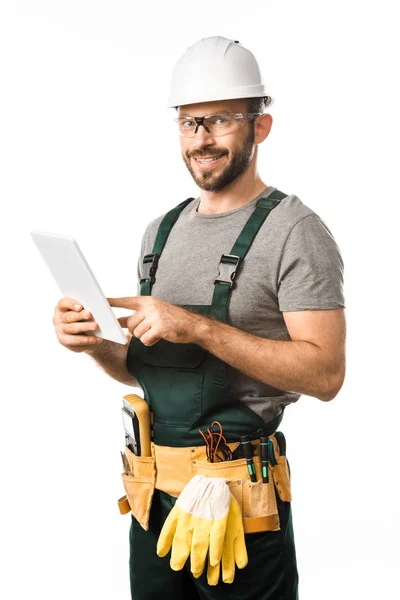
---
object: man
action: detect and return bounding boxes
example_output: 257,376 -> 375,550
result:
53,36 -> 345,600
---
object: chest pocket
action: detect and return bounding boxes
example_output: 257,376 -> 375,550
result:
138,340 -> 208,427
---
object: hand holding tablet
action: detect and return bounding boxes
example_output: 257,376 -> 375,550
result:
31,230 -> 129,345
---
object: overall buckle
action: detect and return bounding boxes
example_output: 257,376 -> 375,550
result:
140,253 -> 159,284
214,254 -> 241,288
256,198 -> 278,208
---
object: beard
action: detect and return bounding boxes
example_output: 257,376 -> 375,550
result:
182,126 -> 255,192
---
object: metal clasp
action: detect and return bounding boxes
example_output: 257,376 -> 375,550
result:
140,253 -> 159,284
214,254 -> 241,288
256,198 -> 278,208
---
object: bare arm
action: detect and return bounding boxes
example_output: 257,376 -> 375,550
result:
52,296 -> 139,387
110,296 -> 346,402
192,308 -> 346,402
85,334 -> 138,386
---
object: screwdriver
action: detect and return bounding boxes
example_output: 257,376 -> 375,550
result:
260,436 -> 269,483
240,435 -> 257,482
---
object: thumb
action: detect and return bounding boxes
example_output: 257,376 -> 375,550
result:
156,507 -> 179,558
117,316 -> 129,328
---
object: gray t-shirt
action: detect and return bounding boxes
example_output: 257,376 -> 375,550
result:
136,186 -> 345,422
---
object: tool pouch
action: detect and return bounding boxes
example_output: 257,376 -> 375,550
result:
118,445 -> 156,531
271,455 -> 292,502
192,455 -> 280,533
268,433 -> 292,502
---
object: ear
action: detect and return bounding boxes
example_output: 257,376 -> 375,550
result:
253,113 -> 273,145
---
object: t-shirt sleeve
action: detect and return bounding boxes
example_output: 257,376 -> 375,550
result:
136,257 -> 141,295
277,214 -> 345,311
136,226 -> 149,295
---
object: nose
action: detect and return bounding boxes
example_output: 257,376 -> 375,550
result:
190,123 -> 216,151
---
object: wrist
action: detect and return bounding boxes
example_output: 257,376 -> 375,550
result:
190,313 -> 212,346
84,338 -> 109,356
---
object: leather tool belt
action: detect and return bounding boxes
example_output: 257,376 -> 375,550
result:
118,431 -> 292,534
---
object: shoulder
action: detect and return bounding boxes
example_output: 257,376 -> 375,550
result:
141,197 -> 197,251
270,192 -> 316,230
270,192 -> 339,245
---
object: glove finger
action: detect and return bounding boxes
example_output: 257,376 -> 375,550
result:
192,566 -> 205,579
156,507 -> 179,558
234,530 -> 248,570
221,538 -> 235,584
207,559 -> 221,586
229,497 -> 248,570
190,522 -> 211,576
208,514 -> 228,566
170,516 -> 194,571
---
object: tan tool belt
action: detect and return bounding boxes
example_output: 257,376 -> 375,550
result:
118,432 -> 292,534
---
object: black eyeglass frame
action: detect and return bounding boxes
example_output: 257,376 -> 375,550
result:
174,112 -> 263,137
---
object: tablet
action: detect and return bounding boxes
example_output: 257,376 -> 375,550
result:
30,230 -> 128,345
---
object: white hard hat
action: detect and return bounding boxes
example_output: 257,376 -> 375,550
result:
167,36 -> 273,109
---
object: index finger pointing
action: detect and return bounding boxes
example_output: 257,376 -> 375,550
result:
107,297 -> 144,310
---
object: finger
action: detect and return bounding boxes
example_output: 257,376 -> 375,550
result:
170,525 -> 193,571
133,320 -> 152,340
59,333 -> 102,346
234,532 -> 248,570
207,560 -> 220,586
107,297 -> 144,310
220,501 -> 236,584
53,299 -> 85,325
63,309 -> 92,324
118,316 -> 129,328
156,508 -> 179,558
221,540 -> 235,584
57,297 -> 84,312
228,498 -> 247,570
140,329 -> 160,347
63,321 -> 99,335
118,314 -> 146,334
209,515 -> 228,566
190,526 -> 211,576
169,512 -> 193,571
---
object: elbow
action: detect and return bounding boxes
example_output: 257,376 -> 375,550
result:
318,363 -> 346,402
319,388 -> 339,402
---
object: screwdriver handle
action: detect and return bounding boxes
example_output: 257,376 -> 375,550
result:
260,436 -> 269,483
240,435 -> 257,482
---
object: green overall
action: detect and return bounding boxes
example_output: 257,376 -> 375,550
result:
126,190 -> 299,599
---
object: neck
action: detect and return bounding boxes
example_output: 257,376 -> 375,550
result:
196,156 -> 269,215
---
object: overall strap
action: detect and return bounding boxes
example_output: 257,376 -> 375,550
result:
140,197 -> 195,296
212,189 -> 288,310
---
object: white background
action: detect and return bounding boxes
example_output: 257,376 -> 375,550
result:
1,1 -> 399,598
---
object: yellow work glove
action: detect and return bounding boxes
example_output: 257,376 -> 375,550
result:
156,474 -> 231,577
206,495 -> 248,585
207,496 -> 248,585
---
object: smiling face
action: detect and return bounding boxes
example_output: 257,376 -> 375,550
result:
178,98 -> 257,192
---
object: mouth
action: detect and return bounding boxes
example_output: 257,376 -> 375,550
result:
192,153 -> 225,167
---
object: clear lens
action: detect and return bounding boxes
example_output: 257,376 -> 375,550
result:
176,113 -> 247,137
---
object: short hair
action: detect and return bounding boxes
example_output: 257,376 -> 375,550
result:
246,96 -> 270,114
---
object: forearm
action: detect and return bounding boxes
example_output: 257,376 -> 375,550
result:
192,316 -> 338,401
85,338 -> 139,387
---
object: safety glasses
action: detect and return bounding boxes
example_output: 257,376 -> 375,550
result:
175,112 -> 262,138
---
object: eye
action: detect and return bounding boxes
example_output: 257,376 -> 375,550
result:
181,119 -> 195,128
207,114 -> 230,126
207,114 -> 232,127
